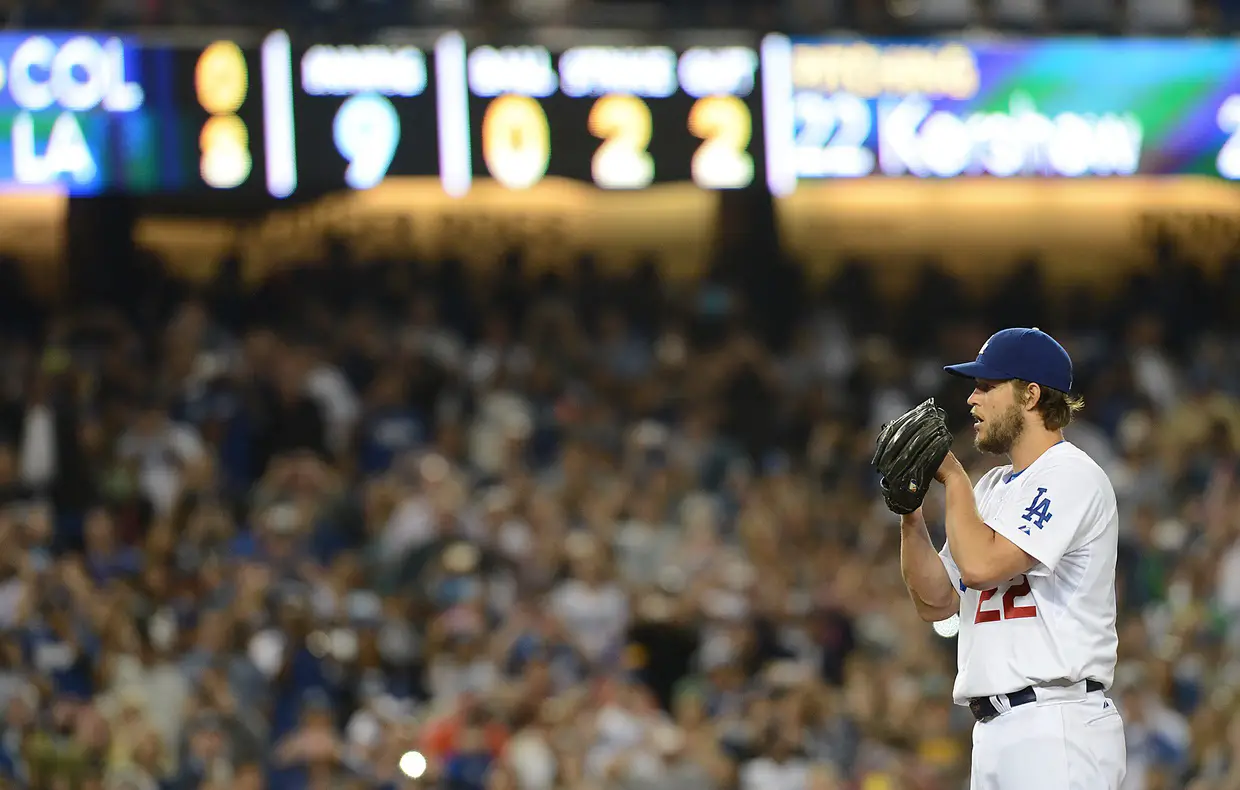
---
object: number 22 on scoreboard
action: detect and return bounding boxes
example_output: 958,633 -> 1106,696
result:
793,91 -> 875,178
974,575 -> 1037,624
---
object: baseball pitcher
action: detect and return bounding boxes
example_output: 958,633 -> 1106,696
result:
874,327 -> 1125,790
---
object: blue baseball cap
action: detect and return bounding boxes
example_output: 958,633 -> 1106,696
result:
943,327 -> 1073,393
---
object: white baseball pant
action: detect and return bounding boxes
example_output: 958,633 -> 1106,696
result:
969,688 -> 1126,789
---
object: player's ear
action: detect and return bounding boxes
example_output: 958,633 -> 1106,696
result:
1021,381 -> 1042,411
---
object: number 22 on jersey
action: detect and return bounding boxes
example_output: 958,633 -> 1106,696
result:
974,576 -> 1037,624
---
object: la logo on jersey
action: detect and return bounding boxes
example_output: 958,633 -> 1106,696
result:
1020,487 -> 1053,534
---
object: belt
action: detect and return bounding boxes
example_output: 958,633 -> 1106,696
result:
968,679 -> 1104,723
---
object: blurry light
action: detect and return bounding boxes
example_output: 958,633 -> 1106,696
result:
399,751 -> 428,779
307,630 -> 331,658
504,412 -> 532,440
420,453 -> 450,483
565,531 -> 595,559
932,614 -> 960,639
657,565 -> 688,594
330,628 -> 359,662
722,557 -> 755,590
632,420 -> 668,449
655,333 -> 686,367
887,0 -> 918,18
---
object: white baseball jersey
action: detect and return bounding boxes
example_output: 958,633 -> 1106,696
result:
938,441 -> 1119,705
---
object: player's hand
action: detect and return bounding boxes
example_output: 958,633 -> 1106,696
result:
935,451 -> 965,484
871,398 -> 953,515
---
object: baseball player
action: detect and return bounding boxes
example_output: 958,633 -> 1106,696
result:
873,328 -> 1125,789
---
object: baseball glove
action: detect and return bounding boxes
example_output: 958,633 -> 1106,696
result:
872,398 -> 954,515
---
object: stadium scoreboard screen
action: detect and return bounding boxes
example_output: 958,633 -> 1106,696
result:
462,43 -> 765,192
8,31 -> 1240,195
260,32 -> 446,197
0,32 -> 271,195
262,35 -> 768,196
188,39 -> 267,193
774,37 -> 1240,186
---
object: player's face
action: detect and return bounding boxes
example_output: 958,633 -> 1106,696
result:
969,379 -> 1026,455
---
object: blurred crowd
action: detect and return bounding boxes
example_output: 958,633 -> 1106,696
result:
5,0 -> 1240,33
0,229 -> 1233,790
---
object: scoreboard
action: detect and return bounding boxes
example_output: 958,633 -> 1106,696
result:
208,31 -> 767,198
0,29 -> 772,196
0,32 -> 227,195
260,34 -> 767,196
191,39 -> 266,192
773,37 -> 1240,186
462,43 -> 763,192
261,31 -> 446,197
11,30 -> 1240,195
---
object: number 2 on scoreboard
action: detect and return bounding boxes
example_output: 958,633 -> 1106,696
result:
589,95 -> 654,189
974,575 -> 1037,624
688,96 -> 754,189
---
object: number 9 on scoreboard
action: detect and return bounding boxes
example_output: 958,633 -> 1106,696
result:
332,93 -> 402,190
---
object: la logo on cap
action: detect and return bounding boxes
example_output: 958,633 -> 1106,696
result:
979,339 -> 990,355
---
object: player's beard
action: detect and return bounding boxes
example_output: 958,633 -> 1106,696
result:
975,401 -> 1026,455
